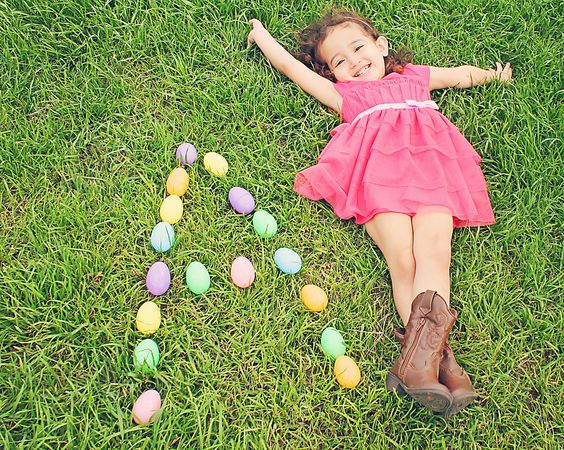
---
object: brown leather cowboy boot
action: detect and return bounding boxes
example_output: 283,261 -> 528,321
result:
386,290 -> 457,412
393,328 -> 477,418
440,343 -> 477,418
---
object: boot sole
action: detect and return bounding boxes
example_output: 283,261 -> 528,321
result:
444,392 -> 476,419
386,372 -> 452,413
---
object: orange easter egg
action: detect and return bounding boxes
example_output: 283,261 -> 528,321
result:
300,284 -> 328,312
334,355 -> 361,389
166,167 -> 189,196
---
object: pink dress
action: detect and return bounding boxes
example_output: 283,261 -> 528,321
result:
293,64 -> 495,228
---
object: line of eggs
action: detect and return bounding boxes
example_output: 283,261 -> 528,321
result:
131,142 -> 361,425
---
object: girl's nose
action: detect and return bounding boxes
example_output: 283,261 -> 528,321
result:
352,54 -> 363,66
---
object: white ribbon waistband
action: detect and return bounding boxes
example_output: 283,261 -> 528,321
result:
351,99 -> 439,125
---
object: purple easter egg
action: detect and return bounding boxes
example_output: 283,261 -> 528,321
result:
146,261 -> 171,296
176,142 -> 198,165
228,187 -> 256,215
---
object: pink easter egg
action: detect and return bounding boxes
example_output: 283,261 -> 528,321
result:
132,389 -> 161,425
176,142 -> 198,165
146,262 -> 171,296
228,187 -> 255,215
230,256 -> 256,288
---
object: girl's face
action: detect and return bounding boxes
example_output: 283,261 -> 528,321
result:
318,23 -> 389,82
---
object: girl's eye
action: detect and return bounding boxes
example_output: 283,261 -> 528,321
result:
335,60 -> 344,67
355,45 -> 364,51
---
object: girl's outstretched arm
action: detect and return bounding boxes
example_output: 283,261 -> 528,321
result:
430,62 -> 512,90
247,19 -> 342,113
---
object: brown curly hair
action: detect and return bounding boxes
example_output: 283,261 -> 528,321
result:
296,9 -> 413,82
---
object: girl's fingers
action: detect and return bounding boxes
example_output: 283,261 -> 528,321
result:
247,19 -> 261,48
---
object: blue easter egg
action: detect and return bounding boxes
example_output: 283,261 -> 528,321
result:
274,248 -> 302,274
150,222 -> 175,252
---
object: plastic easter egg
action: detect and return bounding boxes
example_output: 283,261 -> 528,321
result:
132,389 -> 162,425
166,167 -> 189,196
160,195 -> 183,224
150,222 -> 175,252
203,152 -> 228,177
252,210 -> 277,238
176,142 -> 198,165
334,355 -> 361,389
230,256 -> 256,288
228,187 -> 256,215
136,301 -> 161,335
320,327 -> 346,360
300,284 -> 328,312
133,339 -> 160,372
146,262 -> 171,296
186,261 -> 210,294
274,248 -> 302,274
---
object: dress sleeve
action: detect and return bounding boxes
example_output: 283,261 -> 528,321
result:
333,82 -> 350,96
402,64 -> 431,88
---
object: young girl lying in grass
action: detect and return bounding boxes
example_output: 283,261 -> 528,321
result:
247,8 -> 512,418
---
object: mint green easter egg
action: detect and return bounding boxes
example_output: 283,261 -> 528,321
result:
252,210 -> 277,238
133,339 -> 160,372
186,261 -> 211,294
320,327 -> 346,360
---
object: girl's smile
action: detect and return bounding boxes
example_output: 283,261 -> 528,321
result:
318,23 -> 388,82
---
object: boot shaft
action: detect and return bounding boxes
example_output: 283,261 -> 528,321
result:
396,291 -> 457,377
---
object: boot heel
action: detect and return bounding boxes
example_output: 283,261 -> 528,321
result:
386,372 -> 407,396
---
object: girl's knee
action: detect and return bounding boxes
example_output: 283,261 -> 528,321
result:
415,240 -> 452,267
388,247 -> 416,279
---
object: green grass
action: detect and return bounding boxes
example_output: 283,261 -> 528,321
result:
1,0 -> 562,448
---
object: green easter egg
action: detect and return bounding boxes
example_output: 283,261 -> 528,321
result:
320,327 -> 346,360
186,261 -> 211,294
133,339 -> 160,372
253,210 -> 278,238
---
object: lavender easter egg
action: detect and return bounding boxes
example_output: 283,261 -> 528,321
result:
274,248 -> 302,274
146,262 -> 171,296
176,142 -> 198,165
150,222 -> 175,252
230,256 -> 256,288
228,187 -> 255,215
132,389 -> 161,425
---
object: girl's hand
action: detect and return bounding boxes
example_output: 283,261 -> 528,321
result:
247,19 -> 265,48
492,62 -> 513,83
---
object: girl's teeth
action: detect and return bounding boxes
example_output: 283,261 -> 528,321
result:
355,65 -> 370,77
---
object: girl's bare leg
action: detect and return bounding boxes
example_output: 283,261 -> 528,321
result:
365,213 -> 415,325
411,208 -> 454,304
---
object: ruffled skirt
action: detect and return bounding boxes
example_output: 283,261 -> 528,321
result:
293,109 -> 495,228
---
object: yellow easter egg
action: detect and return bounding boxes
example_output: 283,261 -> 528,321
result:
166,167 -> 189,196
160,195 -> 183,224
300,284 -> 328,312
334,356 -> 361,389
203,152 -> 228,177
136,301 -> 161,335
